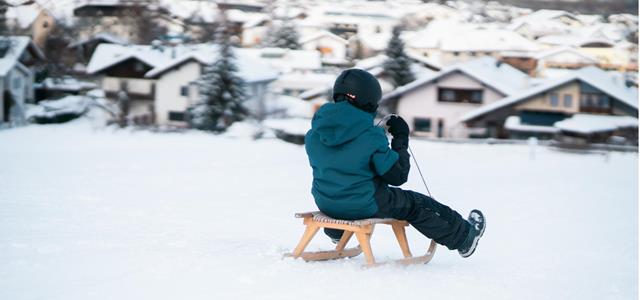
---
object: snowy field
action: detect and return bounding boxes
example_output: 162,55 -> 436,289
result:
0,119 -> 637,300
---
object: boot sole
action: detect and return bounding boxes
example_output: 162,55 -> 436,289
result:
460,210 -> 486,258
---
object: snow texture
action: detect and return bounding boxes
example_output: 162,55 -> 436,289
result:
0,119 -> 636,299
554,114 -> 638,134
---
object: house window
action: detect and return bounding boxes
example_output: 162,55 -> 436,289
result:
134,62 -> 145,72
598,94 -> 609,107
580,93 -> 611,113
180,86 -> 189,97
437,88 -> 483,104
43,21 -> 49,28
12,77 -> 21,89
549,93 -> 559,107
168,111 -> 185,121
414,118 -> 431,132
563,94 -> 572,107
453,52 -> 460,56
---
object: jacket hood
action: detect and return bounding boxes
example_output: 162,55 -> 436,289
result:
311,101 -> 374,147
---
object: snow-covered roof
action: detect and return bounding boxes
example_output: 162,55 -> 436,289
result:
511,9 -> 579,25
226,9 -> 268,26
536,35 -> 615,48
298,85 -> 331,100
383,57 -> 530,102
5,3 -> 41,29
299,30 -> 348,45
86,43 -> 175,75
575,14 -> 604,25
37,77 -> 98,91
554,114 -> 638,134
407,20 -> 539,53
144,46 -> 279,83
406,51 -> 442,70
160,0 -> 219,23
241,48 -> 322,72
507,18 -> 572,37
89,43 -> 282,81
358,32 -> 391,52
0,36 -> 45,77
441,29 -> 540,52
534,46 -> 598,63
504,116 -> 559,133
273,72 -> 336,90
354,54 -> 388,71
69,32 -> 129,48
461,66 -> 639,122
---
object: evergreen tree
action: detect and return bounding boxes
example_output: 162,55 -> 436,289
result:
383,26 -> 415,87
188,15 -> 247,132
264,21 -> 300,49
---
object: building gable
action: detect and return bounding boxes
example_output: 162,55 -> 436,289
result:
103,57 -> 154,78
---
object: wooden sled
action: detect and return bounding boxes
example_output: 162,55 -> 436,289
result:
286,211 -> 437,267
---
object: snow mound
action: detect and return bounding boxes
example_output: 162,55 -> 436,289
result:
26,96 -> 89,124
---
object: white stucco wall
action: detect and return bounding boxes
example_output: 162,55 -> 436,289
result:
242,26 -> 268,47
301,36 -> 347,61
1,65 -> 31,124
103,77 -> 155,96
155,61 -> 201,125
396,72 -> 506,138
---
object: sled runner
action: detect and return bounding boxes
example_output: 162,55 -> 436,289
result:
286,211 -> 437,267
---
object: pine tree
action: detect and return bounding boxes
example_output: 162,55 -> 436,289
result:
264,21 -> 300,49
383,26 -> 415,87
188,15 -> 247,132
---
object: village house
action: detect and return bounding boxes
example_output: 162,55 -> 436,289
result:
87,43 -> 173,122
86,43 -> 279,126
380,57 -> 531,138
500,47 -> 599,76
299,30 -> 349,64
5,3 -> 57,49
241,47 -> 322,74
144,46 -> 278,126
72,0 -> 182,44
0,36 -> 45,125
507,9 -> 582,40
68,33 -> 129,66
405,21 -> 541,68
460,66 -> 638,141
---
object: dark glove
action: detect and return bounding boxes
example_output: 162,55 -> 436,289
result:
386,115 -> 409,139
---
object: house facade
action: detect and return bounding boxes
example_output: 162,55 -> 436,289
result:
86,44 -> 169,123
87,43 -> 279,127
300,31 -> 349,63
144,49 -> 278,126
0,36 -> 45,125
460,66 -> 638,140
381,57 -> 531,138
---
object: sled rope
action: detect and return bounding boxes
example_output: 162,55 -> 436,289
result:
377,114 -> 434,198
407,145 -> 433,198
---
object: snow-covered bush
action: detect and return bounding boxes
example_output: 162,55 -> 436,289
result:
26,96 -> 89,124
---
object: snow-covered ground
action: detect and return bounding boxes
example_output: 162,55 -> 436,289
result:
0,119 -> 637,299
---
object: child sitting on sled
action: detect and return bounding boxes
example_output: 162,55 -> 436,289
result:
304,69 -> 485,257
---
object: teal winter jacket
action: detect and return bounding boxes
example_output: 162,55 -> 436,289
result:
304,101 -> 399,219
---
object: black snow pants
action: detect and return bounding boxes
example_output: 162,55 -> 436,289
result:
324,186 -> 470,250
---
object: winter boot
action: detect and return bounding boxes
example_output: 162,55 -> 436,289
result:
324,228 -> 344,244
458,209 -> 486,258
